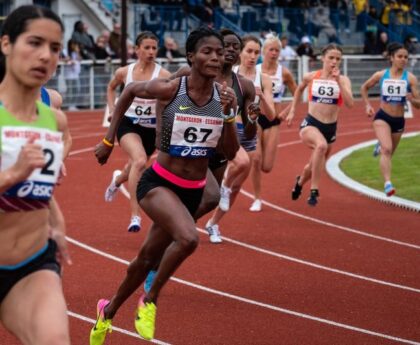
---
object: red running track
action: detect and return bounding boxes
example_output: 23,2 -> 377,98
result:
1,101 -> 420,345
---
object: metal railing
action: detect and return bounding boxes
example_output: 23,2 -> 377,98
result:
45,55 -> 420,110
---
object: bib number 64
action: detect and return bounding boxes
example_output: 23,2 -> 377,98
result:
135,106 -> 152,116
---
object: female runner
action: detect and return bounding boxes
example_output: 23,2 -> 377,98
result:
91,26 -> 239,342
361,42 -> 420,196
104,31 -> 170,232
205,34 -> 274,241
286,44 -> 353,206
249,34 -> 297,212
0,5 -> 71,344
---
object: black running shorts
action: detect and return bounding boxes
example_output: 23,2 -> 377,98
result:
117,116 -> 156,156
0,239 -> 61,304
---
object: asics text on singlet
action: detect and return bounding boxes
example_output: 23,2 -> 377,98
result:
159,76 -> 223,158
309,70 -> 342,106
0,101 -> 63,212
124,62 -> 161,128
380,69 -> 410,105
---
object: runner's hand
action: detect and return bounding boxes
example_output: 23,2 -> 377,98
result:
94,142 -> 113,165
220,81 -> 235,115
366,104 -> 375,117
50,227 -> 72,266
12,137 -> 45,182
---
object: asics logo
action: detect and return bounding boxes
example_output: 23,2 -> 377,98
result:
179,105 -> 191,111
17,181 -> 34,198
181,146 -> 192,157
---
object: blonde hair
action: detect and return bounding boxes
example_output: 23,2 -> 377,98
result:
263,33 -> 282,53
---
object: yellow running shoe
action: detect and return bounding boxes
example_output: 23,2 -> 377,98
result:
134,294 -> 157,340
89,299 -> 112,345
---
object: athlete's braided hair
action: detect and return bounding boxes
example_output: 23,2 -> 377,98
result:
185,26 -> 224,66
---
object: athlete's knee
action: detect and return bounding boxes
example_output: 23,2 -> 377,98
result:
177,231 -> 199,254
131,156 -> 147,173
314,142 -> 328,154
38,330 -> 70,345
381,145 -> 392,157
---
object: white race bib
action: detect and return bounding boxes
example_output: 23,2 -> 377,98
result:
311,79 -> 340,105
169,113 -> 223,158
1,126 -> 63,200
382,79 -> 407,104
126,98 -> 157,128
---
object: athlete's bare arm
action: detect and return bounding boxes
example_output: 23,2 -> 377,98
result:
107,66 -> 127,112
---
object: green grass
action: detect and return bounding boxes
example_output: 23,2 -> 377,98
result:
340,135 -> 420,202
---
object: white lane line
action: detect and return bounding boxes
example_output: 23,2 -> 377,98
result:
121,183 -> 420,293
239,189 -> 420,251
326,132 -> 420,212
65,237 -> 420,345
194,227 -> 420,293
67,311 -> 171,345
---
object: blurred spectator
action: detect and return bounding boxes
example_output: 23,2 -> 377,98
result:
109,22 -> 122,58
376,31 -> 389,57
308,4 -> 339,43
63,39 -> 82,110
127,42 -> 138,60
296,36 -> 316,60
94,35 -> 111,60
100,30 -> 117,57
366,5 -> 379,35
404,35 -> 419,54
329,0 -> 350,34
363,31 -> 377,54
354,0 -> 368,32
71,21 -> 95,60
279,35 -> 297,67
157,36 -> 184,60
185,0 -> 217,26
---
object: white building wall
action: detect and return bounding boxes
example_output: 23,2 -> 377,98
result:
9,0 -> 111,47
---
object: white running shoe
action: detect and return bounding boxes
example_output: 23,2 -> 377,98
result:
219,184 -> 232,212
104,170 -> 122,202
249,199 -> 262,212
128,215 -> 141,232
205,221 -> 222,244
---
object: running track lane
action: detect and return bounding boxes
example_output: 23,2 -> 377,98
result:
1,102 -> 419,344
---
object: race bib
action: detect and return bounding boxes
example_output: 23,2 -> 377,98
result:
127,98 -> 157,127
311,79 -> 340,105
1,126 -> 63,200
381,79 -> 407,104
271,77 -> 284,100
169,113 -> 223,158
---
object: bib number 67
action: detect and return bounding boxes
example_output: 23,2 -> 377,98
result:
184,127 -> 213,143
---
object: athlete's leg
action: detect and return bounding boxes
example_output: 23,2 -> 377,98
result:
119,133 -> 147,226
261,125 -> 280,173
373,120 -> 395,183
0,271 -> 70,345
194,169 -> 222,221
207,147 -> 251,226
300,126 -> 329,190
250,129 -> 263,203
114,161 -> 131,187
104,222 -> 173,319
